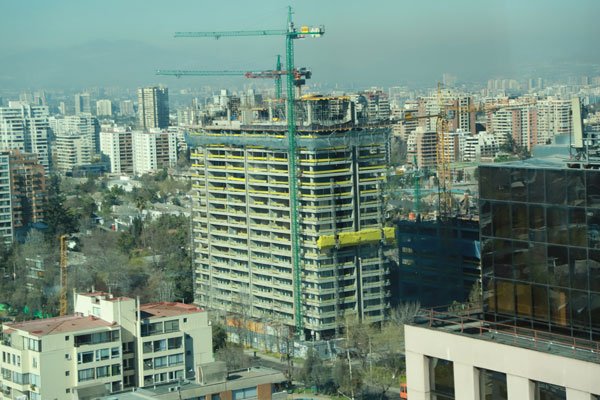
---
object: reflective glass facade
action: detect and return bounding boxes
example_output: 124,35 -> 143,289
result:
480,164 -> 600,339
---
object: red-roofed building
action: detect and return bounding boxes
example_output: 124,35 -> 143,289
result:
0,292 -> 213,400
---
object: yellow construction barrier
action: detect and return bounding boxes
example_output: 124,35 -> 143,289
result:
316,227 -> 396,250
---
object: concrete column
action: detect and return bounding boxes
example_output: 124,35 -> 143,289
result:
507,374 -> 535,400
453,362 -> 480,400
567,388 -> 594,400
405,350 -> 430,400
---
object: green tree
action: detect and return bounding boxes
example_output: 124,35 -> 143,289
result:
212,322 -> 227,352
45,175 -> 78,240
299,348 -> 329,391
215,343 -> 250,371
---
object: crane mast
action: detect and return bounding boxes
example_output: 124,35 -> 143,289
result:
59,234 -> 68,316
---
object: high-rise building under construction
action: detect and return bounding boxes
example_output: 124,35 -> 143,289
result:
190,95 -> 393,339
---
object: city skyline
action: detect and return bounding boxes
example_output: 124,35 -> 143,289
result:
1,0 -> 600,89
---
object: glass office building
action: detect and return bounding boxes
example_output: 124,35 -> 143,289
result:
480,160 -> 600,340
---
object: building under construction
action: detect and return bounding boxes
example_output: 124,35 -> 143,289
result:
394,216 -> 481,308
190,95 -> 393,339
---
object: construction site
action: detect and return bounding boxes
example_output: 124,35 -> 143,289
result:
189,94 -> 393,340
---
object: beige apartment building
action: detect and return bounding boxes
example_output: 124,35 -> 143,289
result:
0,292 -> 213,400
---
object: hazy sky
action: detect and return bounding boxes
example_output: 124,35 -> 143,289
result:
2,0 -> 600,90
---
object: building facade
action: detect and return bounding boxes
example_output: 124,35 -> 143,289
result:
75,93 -> 92,115
0,292 -> 213,400
190,96 -> 393,339
405,159 -> 600,400
138,87 -> 169,130
395,217 -> 480,308
0,102 -> 50,172
132,130 -> 177,175
100,127 -> 134,175
96,100 -> 113,117
7,150 -> 46,231
0,154 -> 11,244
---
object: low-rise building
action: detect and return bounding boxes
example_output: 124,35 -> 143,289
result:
0,292 -> 213,400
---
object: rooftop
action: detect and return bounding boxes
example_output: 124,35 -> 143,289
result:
140,302 -> 204,319
411,307 -> 600,365
96,367 -> 287,400
4,314 -> 115,337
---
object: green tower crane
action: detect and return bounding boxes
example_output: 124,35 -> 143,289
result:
174,7 -> 324,336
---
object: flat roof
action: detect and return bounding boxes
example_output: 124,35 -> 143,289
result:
5,315 -> 115,337
140,302 -> 204,319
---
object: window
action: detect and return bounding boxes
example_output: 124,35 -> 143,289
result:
111,347 -> 120,359
168,370 -> 183,380
32,357 -> 38,368
144,358 -> 153,370
23,337 -> 41,352
65,371 -> 70,376
123,358 -> 134,371
143,341 -> 153,353
154,372 -> 167,383
65,335 -> 69,341
429,357 -> 455,400
122,341 -> 134,354
78,368 -> 95,382
141,322 -> 163,337
154,356 -> 168,369
534,381 -> 566,400
153,339 -> 167,352
78,351 -> 94,364
164,320 -> 180,333
96,366 -> 109,378
168,353 -> 184,366
232,387 -> 257,400
168,337 -> 182,350
111,364 -> 121,376
96,348 -> 110,361
144,375 -> 153,386
479,369 -> 507,400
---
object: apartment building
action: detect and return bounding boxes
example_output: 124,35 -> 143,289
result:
0,292 -> 213,400
488,106 -> 538,150
7,150 -> 46,230
75,93 -> 92,115
132,130 -> 177,175
138,87 -> 169,130
96,100 -> 113,117
100,127 -> 133,174
0,102 -> 50,172
0,154 -> 11,244
190,95 -> 393,340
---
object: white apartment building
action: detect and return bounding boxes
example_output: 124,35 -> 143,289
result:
0,154 -> 11,244
488,105 -> 538,150
0,102 -> 50,172
0,292 -> 213,400
50,114 -> 98,173
132,130 -> 177,175
462,132 -> 499,161
75,93 -> 92,115
100,127 -> 133,174
537,97 -> 573,144
119,100 -> 134,117
96,100 -> 113,117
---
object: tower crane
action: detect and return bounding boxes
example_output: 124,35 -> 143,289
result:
59,234 -> 68,316
173,7 -> 324,336
156,55 -> 313,99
